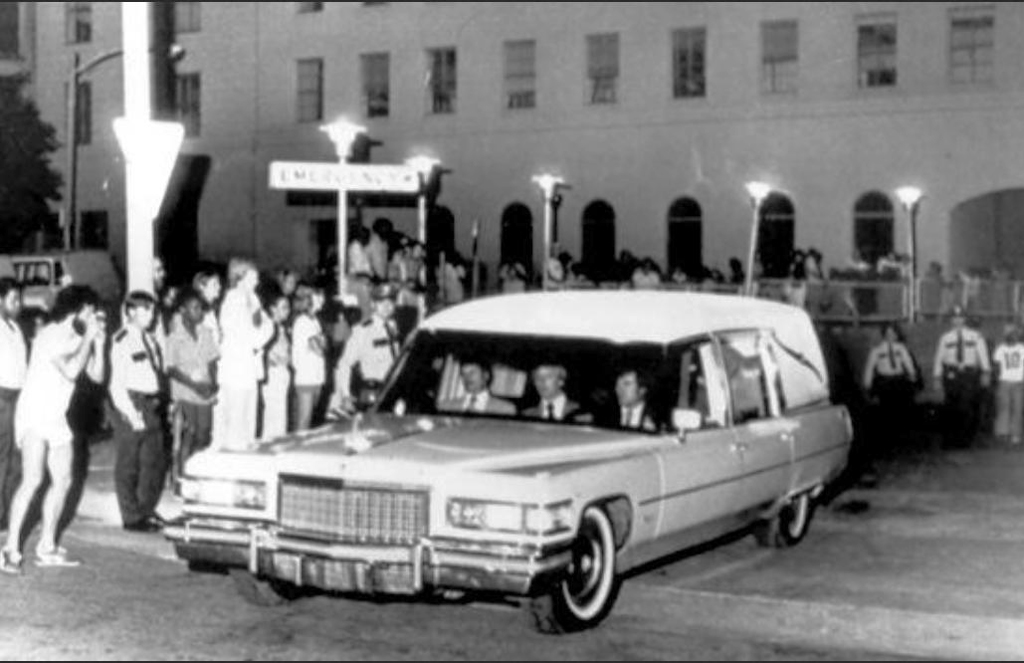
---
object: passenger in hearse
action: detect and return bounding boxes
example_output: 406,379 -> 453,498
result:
523,363 -> 589,423
597,366 -> 658,432
437,356 -> 517,415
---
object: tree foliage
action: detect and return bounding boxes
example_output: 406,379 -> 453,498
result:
0,74 -> 62,252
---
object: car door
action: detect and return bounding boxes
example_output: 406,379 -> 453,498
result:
653,338 -> 745,543
717,330 -> 794,513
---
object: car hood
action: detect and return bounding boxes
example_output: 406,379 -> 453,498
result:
258,413 -> 670,476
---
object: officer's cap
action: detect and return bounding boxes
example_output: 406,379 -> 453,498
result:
124,290 -> 157,310
370,283 -> 398,301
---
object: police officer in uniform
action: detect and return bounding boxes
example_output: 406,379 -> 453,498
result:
328,283 -> 402,415
109,291 -> 168,532
932,305 -> 991,448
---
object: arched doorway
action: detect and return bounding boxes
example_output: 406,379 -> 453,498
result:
950,188 -> 1024,277
667,197 -> 702,277
427,205 -> 456,261
757,193 -> 795,278
853,191 -> 894,265
500,202 -> 533,276
581,200 -> 616,281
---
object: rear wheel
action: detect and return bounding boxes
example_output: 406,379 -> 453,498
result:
755,491 -> 815,548
229,568 -> 303,607
527,505 -> 621,634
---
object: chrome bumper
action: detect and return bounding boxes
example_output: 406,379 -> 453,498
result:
165,519 -> 571,596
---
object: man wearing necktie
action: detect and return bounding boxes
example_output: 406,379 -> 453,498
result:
329,283 -> 403,416
932,306 -> 991,448
862,323 -> 919,478
523,363 -> 584,422
612,367 -> 657,432
110,291 -> 168,533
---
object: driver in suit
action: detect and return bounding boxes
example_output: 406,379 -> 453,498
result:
610,367 -> 658,432
437,356 -> 517,415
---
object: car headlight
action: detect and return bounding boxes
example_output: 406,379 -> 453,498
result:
446,499 -> 574,535
179,477 -> 267,510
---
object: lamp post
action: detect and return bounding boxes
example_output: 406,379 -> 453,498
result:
744,181 -> 772,297
895,186 -> 924,322
405,155 -> 441,245
533,173 -> 566,291
320,118 -> 367,293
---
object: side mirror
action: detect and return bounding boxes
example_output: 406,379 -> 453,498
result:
671,408 -> 703,440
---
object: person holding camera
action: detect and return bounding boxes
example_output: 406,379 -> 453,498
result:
0,286 -> 106,573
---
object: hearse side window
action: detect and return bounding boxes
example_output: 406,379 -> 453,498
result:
718,332 -> 774,424
675,341 -> 728,429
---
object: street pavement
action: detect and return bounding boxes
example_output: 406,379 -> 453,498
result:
66,434 -> 1024,660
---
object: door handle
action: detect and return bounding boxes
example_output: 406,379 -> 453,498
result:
780,432 -> 794,443
731,442 -> 749,453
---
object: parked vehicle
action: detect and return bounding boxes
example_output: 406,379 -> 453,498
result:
0,249 -> 123,314
166,291 -> 852,633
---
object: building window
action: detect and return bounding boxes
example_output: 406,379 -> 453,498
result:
586,33 -> 619,104
176,73 -> 201,137
427,47 -> 457,114
297,58 -> 324,123
0,2 -> 19,57
672,27 -> 706,99
80,210 -> 109,250
361,52 -> 390,118
504,39 -> 536,110
761,20 -> 798,94
174,1 -> 201,33
65,3 -> 92,44
949,7 -> 994,84
757,193 -> 795,278
857,16 -> 897,88
297,1 -> 324,12
667,197 -> 702,278
853,192 -> 894,265
68,80 -> 92,146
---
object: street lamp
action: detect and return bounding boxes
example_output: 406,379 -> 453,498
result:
405,154 -> 441,245
744,181 -> 772,297
64,43 -> 185,250
319,117 -> 367,293
895,185 -> 924,321
533,173 -> 567,291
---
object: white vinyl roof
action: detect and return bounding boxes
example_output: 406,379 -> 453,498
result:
421,291 -> 813,345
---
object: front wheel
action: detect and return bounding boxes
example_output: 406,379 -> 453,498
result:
754,491 -> 815,548
527,505 -> 621,634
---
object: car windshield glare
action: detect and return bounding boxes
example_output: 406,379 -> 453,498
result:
375,330 -> 672,434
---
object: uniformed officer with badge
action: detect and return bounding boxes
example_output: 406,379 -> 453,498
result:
109,291 -> 168,532
932,305 -> 991,448
328,283 -> 402,416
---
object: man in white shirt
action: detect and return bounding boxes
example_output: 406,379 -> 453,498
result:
0,278 -> 27,530
611,367 -> 657,432
523,363 -> 585,422
437,357 -> 517,415
329,283 -> 402,415
932,305 -> 991,447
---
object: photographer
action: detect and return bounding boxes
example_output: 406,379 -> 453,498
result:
0,286 -> 106,573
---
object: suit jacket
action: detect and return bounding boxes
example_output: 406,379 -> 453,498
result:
437,392 -> 518,416
523,398 -> 585,422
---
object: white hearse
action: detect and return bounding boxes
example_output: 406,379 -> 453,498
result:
166,291 -> 852,633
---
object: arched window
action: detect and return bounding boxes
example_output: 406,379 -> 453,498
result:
667,197 -> 702,277
500,202 -> 533,276
757,193 -> 795,278
853,191 -> 894,265
427,205 -> 456,261
581,200 -> 616,281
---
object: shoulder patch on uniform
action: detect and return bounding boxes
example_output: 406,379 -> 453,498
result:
114,329 -> 128,343
361,319 -> 373,327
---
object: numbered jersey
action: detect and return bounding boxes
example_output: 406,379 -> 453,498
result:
994,343 -> 1024,383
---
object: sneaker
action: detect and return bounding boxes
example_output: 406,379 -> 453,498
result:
34,546 -> 81,568
0,548 -> 22,575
